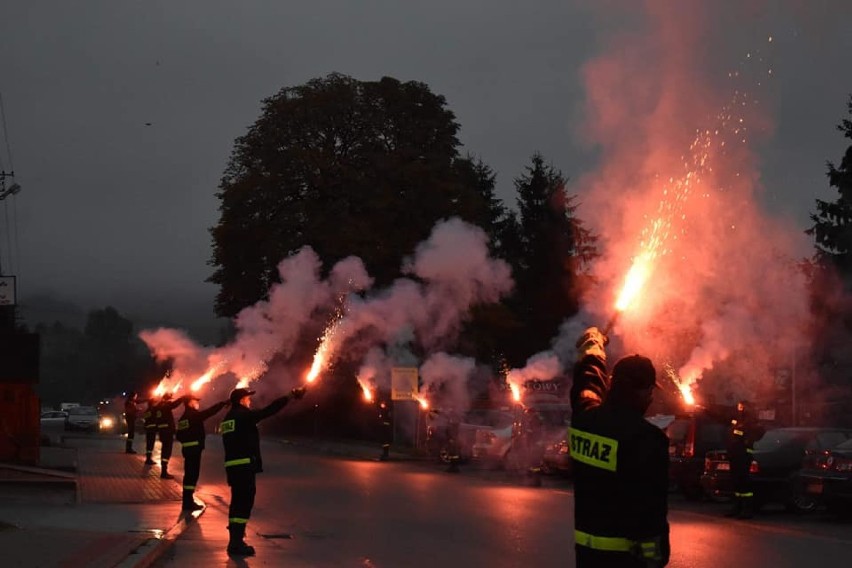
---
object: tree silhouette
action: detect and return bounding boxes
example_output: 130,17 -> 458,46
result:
209,73 -> 505,318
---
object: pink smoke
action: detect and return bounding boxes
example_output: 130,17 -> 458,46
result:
576,1 -> 811,402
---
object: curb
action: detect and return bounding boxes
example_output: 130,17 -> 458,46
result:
115,501 -> 206,568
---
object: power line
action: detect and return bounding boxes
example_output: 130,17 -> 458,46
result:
0,91 -> 14,171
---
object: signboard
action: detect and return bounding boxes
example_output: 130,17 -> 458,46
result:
0,276 -> 15,306
391,367 -> 419,401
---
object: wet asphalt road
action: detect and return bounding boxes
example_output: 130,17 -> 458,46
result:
155,439 -> 852,568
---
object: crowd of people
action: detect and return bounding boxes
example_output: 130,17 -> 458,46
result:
117,326 -> 767,565
122,384 -> 307,556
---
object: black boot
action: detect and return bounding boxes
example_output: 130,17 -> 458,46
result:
738,497 -> 754,519
160,460 -> 174,480
125,439 -> 137,454
227,524 -> 255,556
725,497 -> 742,518
144,452 -> 155,465
379,444 -> 390,461
182,489 -> 203,511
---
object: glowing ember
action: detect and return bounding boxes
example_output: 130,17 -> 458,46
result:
358,380 -> 373,402
679,384 -> 696,406
509,383 -> 522,403
305,317 -> 342,384
615,252 -> 654,313
665,364 -> 696,406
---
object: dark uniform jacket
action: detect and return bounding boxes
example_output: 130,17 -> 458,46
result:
176,401 -> 228,449
726,416 -> 763,489
124,399 -> 138,419
220,396 -> 289,473
155,398 -> 185,431
570,351 -> 670,564
143,404 -> 157,430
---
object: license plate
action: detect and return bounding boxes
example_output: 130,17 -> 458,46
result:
716,462 -> 730,471
806,482 -> 823,495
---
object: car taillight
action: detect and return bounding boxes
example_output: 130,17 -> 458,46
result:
831,457 -> 852,472
749,460 -> 759,474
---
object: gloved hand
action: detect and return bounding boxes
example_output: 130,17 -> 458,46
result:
576,326 -> 608,359
290,386 -> 307,400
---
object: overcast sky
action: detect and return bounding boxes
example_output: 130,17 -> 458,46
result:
1,1 -> 850,339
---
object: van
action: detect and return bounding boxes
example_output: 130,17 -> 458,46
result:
666,410 -> 728,499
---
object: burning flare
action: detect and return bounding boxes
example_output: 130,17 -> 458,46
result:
357,379 -> 373,402
305,317 -> 342,384
665,364 -> 696,406
414,395 -> 429,410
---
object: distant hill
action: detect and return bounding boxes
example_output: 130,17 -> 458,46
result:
17,293 -> 226,345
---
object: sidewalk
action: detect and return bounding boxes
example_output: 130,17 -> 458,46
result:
0,435 -> 196,568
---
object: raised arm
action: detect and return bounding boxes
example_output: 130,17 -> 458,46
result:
199,401 -> 229,421
250,387 -> 307,424
570,327 -> 611,415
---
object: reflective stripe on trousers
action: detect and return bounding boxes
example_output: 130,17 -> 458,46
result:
225,458 -> 252,467
574,530 -> 662,560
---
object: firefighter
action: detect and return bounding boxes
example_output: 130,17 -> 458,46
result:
123,392 -> 139,454
154,393 -> 187,480
378,399 -> 392,461
221,386 -> 307,556
444,409 -> 461,473
725,400 -> 763,519
175,395 -> 228,511
143,398 -> 158,465
570,327 -> 670,567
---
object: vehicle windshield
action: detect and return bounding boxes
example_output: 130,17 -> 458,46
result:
463,410 -> 513,429
68,406 -> 98,416
667,419 -> 690,443
836,438 -> 852,451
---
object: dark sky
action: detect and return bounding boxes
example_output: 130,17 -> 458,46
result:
1,1 -> 850,339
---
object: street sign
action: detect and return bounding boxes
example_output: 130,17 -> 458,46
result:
391,367 -> 418,401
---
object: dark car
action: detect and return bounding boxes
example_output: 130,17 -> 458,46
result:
798,437 -> 852,515
665,410 -> 728,500
701,427 -> 852,512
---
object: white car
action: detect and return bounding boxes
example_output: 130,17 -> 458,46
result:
40,410 -> 69,425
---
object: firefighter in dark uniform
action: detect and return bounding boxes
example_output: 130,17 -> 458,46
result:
725,400 -> 763,519
154,393 -> 187,480
175,395 -> 228,511
143,397 -> 158,465
570,327 -> 670,567
220,386 -> 307,556
123,392 -> 139,454
445,409 -> 461,473
378,399 -> 392,461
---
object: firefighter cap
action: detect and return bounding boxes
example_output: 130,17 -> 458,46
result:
611,354 -> 658,391
229,387 -> 256,404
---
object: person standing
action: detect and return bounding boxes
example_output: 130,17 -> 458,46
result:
725,400 -> 763,519
175,395 -> 228,511
154,393 -> 187,480
220,386 -> 307,556
143,397 -> 158,466
123,392 -> 140,454
570,327 -> 670,567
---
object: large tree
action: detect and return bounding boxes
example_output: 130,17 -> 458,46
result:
807,95 -> 852,385
503,154 -> 598,363
809,95 -> 852,273
209,73 -> 502,318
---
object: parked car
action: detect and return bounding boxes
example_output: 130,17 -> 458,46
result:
65,406 -> 100,432
798,437 -> 852,516
40,410 -> 69,426
426,408 -> 513,463
701,427 -> 852,512
542,436 -> 572,476
473,403 -> 571,471
664,410 -> 729,500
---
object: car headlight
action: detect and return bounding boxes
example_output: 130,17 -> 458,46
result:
100,416 -> 114,429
